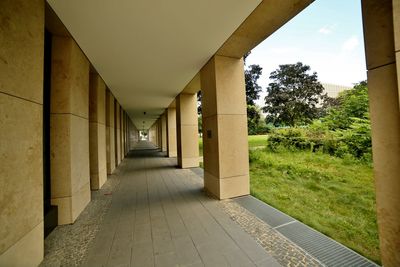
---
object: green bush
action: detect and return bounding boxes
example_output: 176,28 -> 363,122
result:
267,119 -> 371,161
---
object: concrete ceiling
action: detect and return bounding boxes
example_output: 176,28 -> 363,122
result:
47,0 -> 261,129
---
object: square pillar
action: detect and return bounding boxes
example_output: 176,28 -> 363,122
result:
0,0 -> 44,265
158,119 -> 162,148
362,1 -> 400,266
176,93 -> 199,168
200,55 -> 249,200
158,119 -> 162,149
124,112 -> 128,155
120,107 -> 124,160
166,107 -> 177,157
161,113 -> 167,152
89,73 -> 107,190
114,101 -> 121,165
50,36 -> 91,224
106,90 -> 116,174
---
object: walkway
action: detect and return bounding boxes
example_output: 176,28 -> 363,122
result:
42,141 -> 327,266
82,142 -> 279,267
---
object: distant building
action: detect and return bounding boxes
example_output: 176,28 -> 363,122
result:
322,83 -> 352,98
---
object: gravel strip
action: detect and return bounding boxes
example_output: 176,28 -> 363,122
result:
40,175 -> 120,267
220,200 -> 324,267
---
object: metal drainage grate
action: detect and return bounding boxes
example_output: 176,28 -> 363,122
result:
234,196 -> 379,267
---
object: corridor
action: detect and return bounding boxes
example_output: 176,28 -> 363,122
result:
77,142 -> 280,267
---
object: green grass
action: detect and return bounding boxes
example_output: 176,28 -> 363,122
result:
249,148 -> 380,263
248,134 -> 269,148
199,137 -> 203,156
198,134 -> 268,156
198,135 -> 380,263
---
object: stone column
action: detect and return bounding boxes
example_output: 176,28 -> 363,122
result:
120,107 -> 124,160
157,119 -> 162,149
154,121 -> 158,147
176,93 -> 199,168
50,36 -> 91,224
200,55 -> 249,200
120,110 -> 124,157
89,73 -> 107,190
161,113 -> 167,152
157,119 -> 162,148
124,112 -> 128,155
362,1 -> 400,266
166,108 -> 177,157
106,89 -> 116,174
114,101 -> 121,165
0,0 -> 44,264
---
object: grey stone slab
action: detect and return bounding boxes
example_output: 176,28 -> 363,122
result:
153,235 -> 175,256
154,252 -> 179,267
107,236 -> 132,267
196,243 -> 229,267
172,235 -> 202,266
133,223 -> 152,244
131,242 -> 154,267
255,257 -> 282,267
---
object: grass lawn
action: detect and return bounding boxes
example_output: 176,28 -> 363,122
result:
249,148 -> 380,263
248,134 -> 269,148
198,134 -> 268,156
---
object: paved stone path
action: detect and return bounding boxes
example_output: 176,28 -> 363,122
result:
41,142 -> 323,267
82,147 -> 279,267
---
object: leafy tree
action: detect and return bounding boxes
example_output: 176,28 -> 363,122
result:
245,64 -> 263,106
323,81 -> 369,129
247,105 -> 261,135
263,62 -> 326,126
244,52 -> 264,134
197,91 -> 202,115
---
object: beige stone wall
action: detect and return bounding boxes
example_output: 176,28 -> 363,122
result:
362,1 -> 400,266
50,36 -> 90,225
166,108 -> 177,157
114,101 -> 121,165
0,1 -> 44,265
106,90 -> 116,174
161,113 -> 168,152
200,55 -> 249,200
176,93 -> 199,168
89,73 -> 107,190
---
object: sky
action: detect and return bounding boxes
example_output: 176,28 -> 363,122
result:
245,0 -> 367,107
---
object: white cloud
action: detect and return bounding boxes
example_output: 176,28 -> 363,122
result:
318,24 -> 336,35
342,36 -> 359,51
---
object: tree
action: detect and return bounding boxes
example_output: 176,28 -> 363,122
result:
247,105 -> 261,134
323,81 -> 369,130
263,62 -> 326,126
244,52 -> 264,134
245,64 -> 263,106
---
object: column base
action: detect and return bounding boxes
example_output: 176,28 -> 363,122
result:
178,157 -> 199,168
0,221 -> 43,267
168,151 -> 177,157
204,171 -> 249,200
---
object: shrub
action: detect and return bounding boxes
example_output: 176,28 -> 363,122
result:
267,120 -> 371,161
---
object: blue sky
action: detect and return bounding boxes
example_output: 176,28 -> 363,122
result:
246,0 -> 367,106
